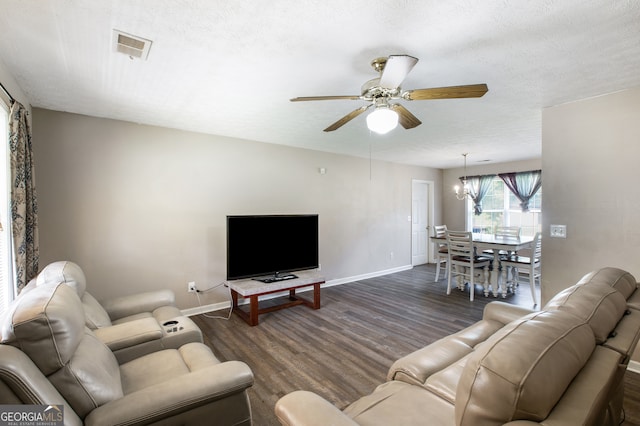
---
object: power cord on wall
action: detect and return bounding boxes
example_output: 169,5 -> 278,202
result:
193,282 -> 233,320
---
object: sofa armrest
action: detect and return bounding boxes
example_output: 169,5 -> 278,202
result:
84,360 -> 253,426
275,391 -> 359,426
101,290 -> 176,320
93,317 -> 163,351
482,301 -> 535,325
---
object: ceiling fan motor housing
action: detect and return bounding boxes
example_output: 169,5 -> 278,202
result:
361,78 -> 401,100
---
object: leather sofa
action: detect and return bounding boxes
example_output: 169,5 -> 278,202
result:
0,280 -> 254,426
275,267 -> 640,425
28,261 -> 203,363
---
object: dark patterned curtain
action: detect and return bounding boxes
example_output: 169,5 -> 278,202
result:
463,175 -> 495,215
499,170 -> 542,212
9,101 -> 39,291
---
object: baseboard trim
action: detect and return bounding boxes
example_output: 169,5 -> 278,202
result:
629,360 -> 640,374
322,265 -> 414,288
182,301 -> 231,317
180,265 -> 414,317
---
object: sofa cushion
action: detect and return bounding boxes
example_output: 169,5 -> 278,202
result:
577,267 -> 637,300
344,381 -> 455,425
387,318 -> 504,385
36,261 -> 87,296
424,351 -> 472,404
544,280 -> 627,343
600,307 -> 640,362
628,291 -> 640,311
80,293 -> 114,329
36,260 -> 112,329
47,329 -> 123,418
5,283 -> 86,373
455,310 -> 595,425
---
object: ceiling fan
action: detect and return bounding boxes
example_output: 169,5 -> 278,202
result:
290,55 -> 488,134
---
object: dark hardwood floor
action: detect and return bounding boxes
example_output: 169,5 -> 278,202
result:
192,264 -> 640,425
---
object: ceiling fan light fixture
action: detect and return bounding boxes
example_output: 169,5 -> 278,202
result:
367,106 -> 398,134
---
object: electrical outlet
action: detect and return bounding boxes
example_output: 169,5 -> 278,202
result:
188,281 -> 197,293
550,224 -> 567,238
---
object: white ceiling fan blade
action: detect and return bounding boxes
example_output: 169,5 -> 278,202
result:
379,55 -> 418,89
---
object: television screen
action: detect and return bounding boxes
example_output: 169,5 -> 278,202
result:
226,214 -> 319,281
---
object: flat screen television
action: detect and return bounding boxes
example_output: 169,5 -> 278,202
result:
226,214 -> 319,282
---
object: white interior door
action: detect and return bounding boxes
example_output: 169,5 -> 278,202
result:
411,180 -> 430,265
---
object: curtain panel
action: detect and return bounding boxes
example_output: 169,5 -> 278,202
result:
462,174 -> 495,215
9,101 -> 39,291
498,170 -> 542,212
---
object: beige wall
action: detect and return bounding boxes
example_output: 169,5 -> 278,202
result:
542,87 -> 640,299
542,86 -> 640,364
442,158 -> 542,231
31,108 -> 442,309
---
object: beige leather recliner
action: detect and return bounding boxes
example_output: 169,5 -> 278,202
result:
0,281 -> 254,425
31,261 -> 202,363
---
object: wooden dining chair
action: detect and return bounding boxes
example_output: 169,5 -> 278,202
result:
483,226 -> 522,257
501,232 -> 542,305
434,225 -> 448,281
495,226 -> 521,239
446,230 -> 492,301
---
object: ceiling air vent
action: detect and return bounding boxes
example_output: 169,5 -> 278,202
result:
113,30 -> 152,60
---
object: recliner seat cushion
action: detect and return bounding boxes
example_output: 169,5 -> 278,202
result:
119,342 -> 220,394
455,310 -> 595,425
110,304 -> 182,326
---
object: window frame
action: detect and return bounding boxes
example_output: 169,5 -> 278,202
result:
466,175 -> 542,237
0,101 -> 15,316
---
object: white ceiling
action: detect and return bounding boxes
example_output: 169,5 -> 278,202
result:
1,1 -> 639,169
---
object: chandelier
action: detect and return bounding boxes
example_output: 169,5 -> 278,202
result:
454,153 -> 471,200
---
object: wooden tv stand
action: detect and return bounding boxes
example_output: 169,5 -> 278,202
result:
225,270 -> 325,326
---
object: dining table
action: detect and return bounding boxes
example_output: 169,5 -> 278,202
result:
430,233 -> 535,298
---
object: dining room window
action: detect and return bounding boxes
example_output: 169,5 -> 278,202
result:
468,175 -> 542,237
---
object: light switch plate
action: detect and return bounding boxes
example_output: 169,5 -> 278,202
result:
550,224 -> 567,238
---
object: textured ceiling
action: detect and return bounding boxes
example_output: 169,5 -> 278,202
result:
1,0 -> 639,168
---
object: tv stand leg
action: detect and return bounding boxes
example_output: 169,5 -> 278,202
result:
230,289 -> 259,326
312,283 -> 320,309
249,295 -> 259,326
231,290 -> 239,310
